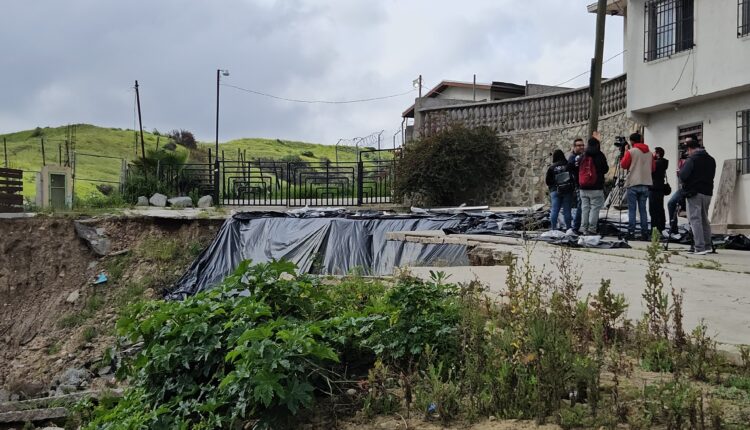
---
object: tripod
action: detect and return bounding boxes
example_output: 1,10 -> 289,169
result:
602,153 -> 628,239
663,199 -> 681,251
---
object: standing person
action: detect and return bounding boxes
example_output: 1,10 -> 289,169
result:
578,131 -> 610,235
667,134 -> 698,237
649,147 -> 669,234
679,139 -> 717,255
620,132 -> 655,241
545,149 -> 575,231
567,138 -> 586,234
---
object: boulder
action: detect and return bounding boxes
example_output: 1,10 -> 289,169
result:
73,221 -> 112,257
65,290 -> 80,304
96,184 -> 114,196
136,196 -> 149,206
197,195 -> 213,208
149,193 -> 168,207
168,196 -> 193,208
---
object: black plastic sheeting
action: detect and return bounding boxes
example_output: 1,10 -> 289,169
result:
168,208 -> 750,299
167,211 -> 470,299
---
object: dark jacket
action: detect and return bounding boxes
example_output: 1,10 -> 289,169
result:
579,139 -> 610,191
678,149 -> 716,196
545,161 -> 574,192
567,153 -> 582,186
651,158 -> 669,192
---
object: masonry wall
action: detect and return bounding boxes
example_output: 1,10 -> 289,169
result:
488,111 -> 639,207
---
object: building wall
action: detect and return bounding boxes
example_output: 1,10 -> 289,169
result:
437,86 -> 491,102
487,112 -> 638,207
642,91 -> 750,225
626,0 -> 750,115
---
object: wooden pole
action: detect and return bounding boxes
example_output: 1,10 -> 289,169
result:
418,75 -> 423,98
3,137 -> 8,168
134,80 -> 147,174
40,137 -> 46,166
588,0 -> 608,137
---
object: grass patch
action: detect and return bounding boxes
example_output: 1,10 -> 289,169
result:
687,259 -> 723,270
81,326 -> 98,343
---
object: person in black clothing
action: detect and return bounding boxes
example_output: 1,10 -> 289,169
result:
679,140 -> 717,255
546,149 -> 575,231
578,132 -> 610,234
649,147 -> 669,233
567,138 -> 586,233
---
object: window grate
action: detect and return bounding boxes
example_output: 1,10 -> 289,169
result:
740,0 -> 750,37
644,0 -> 694,62
738,110 -> 750,174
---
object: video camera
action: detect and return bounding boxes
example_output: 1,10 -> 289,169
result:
613,135 -> 628,157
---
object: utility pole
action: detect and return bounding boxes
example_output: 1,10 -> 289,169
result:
473,74 -> 477,101
418,75 -> 423,98
3,137 -> 7,168
588,0 -> 608,138
40,137 -> 46,166
134,80 -> 147,173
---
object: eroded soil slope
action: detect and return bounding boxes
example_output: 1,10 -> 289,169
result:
0,215 -> 222,394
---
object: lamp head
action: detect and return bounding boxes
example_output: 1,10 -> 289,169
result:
220,69 -> 230,77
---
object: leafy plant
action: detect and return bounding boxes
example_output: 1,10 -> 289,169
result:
393,123 -> 510,206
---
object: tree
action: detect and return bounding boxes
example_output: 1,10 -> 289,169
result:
168,129 -> 197,149
393,124 -> 510,206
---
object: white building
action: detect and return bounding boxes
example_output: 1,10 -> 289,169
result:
594,0 -> 750,227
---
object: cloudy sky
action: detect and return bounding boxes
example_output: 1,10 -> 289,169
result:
1,0 -> 624,145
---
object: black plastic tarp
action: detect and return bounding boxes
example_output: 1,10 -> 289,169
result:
168,212 -> 469,299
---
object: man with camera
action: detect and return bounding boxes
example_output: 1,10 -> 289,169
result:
667,134 -> 698,238
620,132 -> 655,241
567,138 -> 586,234
679,139 -> 716,255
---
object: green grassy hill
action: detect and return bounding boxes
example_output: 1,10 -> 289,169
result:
0,124 -> 363,200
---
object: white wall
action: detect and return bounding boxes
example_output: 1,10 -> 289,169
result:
642,92 -> 750,225
437,86 -> 491,102
626,0 -> 750,115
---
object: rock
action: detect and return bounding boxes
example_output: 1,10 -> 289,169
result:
136,195 -> 149,206
87,261 -> 98,270
346,388 -> 357,396
97,366 -> 113,376
73,221 -> 112,257
197,195 -> 213,208
96,184 -> 114,196
57,367 -> 90,389
149,193 -> 168,207
168,196 -> 193,208
0,388 -> 10,402
65,290 -> 80,303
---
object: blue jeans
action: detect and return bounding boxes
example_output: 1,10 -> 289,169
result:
572,189 -> 582,231
668,188 -> 686,232
627,185 -> 650,237
550,190 -> 573,230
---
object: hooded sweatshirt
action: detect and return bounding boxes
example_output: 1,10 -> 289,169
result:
620,143 -> 655,187
679,148 -> 716,196
579,138 -> 610,191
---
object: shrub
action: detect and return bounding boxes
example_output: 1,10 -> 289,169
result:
30,126 -> 44,137
300,150 -> 315,158
393,124 -> 510,206
168,129 -> 197,149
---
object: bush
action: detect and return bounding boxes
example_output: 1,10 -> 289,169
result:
393,124 -> 510,206
300,150 -> 315,158
168,129 -> 197,149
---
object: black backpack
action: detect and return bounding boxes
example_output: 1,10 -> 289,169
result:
553,165 -> 575,193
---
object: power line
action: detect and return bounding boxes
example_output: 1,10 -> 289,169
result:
553,50 -> 626,87
221,83 -> 416,104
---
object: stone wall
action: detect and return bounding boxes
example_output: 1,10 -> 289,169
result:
489,111 -> 639,207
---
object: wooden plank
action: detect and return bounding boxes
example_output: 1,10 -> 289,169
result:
710,159 -> 739,234
0,179 -> 23,186
0,407 -> 68,423
0,186 -> 23,194
0,168 -> 22,179
0,194 -> 23,204
0,206 -> 23,212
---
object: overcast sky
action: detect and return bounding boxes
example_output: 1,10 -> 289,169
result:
0,0 -> 624,145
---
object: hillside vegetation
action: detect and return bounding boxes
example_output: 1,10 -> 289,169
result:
0,124 -> 357,200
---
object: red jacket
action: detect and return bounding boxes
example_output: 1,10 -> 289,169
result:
620,143 -> 655,172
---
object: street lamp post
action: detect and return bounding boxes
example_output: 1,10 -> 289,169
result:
215,68 -> 229,204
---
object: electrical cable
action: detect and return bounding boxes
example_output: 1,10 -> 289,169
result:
221,83 -> 416,104
553,50 -> 626,87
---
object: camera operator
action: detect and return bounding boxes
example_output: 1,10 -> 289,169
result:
620,132 -> 655,241
679,139 -> 716,255
567,138 -> 586,234
667,134 -> 697,237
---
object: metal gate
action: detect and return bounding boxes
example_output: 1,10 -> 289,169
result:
220,158 -> 393,207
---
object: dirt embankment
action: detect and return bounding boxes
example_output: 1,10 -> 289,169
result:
0,215 -> 223,396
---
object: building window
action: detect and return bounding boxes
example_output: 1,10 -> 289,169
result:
644,0 -> 694,61
739,110 -> 750,174
740,0 -> 750,37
